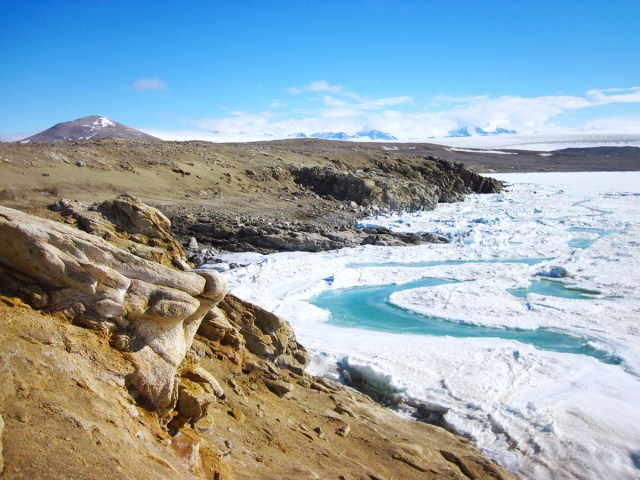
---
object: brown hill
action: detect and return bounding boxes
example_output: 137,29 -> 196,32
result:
19,115 -> 161,143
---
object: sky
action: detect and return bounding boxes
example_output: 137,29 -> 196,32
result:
1,0 -> 639,141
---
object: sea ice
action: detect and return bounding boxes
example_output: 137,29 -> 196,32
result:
222,171 -> 640,480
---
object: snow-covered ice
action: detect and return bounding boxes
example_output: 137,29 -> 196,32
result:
446,147 -> 518,154
430,133 -> 640,151
221,171 -> 640,479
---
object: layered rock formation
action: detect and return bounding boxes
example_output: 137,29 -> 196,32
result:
0,205 -> 230,415
291,159 -> 500,210
292,165 -> 442,210
189,216 -> 448,256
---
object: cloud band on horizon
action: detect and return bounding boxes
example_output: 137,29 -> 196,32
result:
169,81 -> 640,139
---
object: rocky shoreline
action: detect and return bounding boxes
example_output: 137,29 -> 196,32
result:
160,158 -> 501,255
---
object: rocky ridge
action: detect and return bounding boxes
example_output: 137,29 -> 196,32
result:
167,158 -> 500,255
0,197 -> 517,479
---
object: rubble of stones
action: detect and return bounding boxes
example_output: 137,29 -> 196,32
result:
183,214 -> 449,258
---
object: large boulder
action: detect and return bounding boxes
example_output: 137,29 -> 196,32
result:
0,206 -> 227,415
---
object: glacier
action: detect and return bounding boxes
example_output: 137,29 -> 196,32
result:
221,171 -> 640,479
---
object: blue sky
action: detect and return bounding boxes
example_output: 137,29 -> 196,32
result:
1,0 -> 639,140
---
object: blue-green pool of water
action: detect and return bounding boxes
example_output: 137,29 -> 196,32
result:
509,279 -> 600,300
567,227 -> 616,249
310,276 -> 620,364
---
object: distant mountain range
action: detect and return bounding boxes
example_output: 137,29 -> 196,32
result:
20,115 -> 161,143
446,126 -> 518,138
290,130 -> 398,141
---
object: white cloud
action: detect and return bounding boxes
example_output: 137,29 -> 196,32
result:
287,80 -> 345,94
308,80 -> 344,93
363,96 -> 414,108
132,78 -> 167,91
164,83 -> 640,141
321,107 -> 366,119
192,111 -> 272,134
441,94 -> 592,132
322,95 -> 347,108
579,116 -> 640,134
586,86 -> 640,105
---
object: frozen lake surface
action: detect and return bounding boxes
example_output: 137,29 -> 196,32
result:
222,171 -> 640,479
310,274 -> 620,365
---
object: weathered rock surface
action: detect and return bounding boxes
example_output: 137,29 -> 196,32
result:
0,205 -> 226,414
216,294 -> 309,371
293,165 -> 442,210
50,194 -> 189,269
186,214 -> 448,256
292,159 -> 501,209
0,294 -> 516,479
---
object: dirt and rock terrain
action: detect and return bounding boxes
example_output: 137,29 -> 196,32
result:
5,138 -> 634,255
0,192 -> 516,479
0,139 -> 504,255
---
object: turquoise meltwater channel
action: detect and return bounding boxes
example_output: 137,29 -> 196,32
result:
310,273 -> 621,365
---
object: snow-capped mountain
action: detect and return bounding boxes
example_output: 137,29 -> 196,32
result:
289,129 -> 398,141
447,126 -> 518,138
491,126 -> 518,135
355,130 -> 398,140
20,115 -> 161,143
309,131 -> 352,140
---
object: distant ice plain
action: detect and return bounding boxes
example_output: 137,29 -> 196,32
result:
223,171 -> 640,479
426,133 -> 640,151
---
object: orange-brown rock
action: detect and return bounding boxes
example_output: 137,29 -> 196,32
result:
0,205 -> 227,414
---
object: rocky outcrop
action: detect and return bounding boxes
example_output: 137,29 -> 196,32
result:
188,216 -> 448,256
0,203 -> 311,418
50,194 -> 189,269
293,159 -> 501,210
293,165 -> 442,211
174,158 -> 496,254
431,158 -> 503,197
217,295 -> 309,372
0,293 -> 517,480
0,205 -> 226,414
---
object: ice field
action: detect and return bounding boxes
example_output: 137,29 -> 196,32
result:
221,171 -> 640,479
